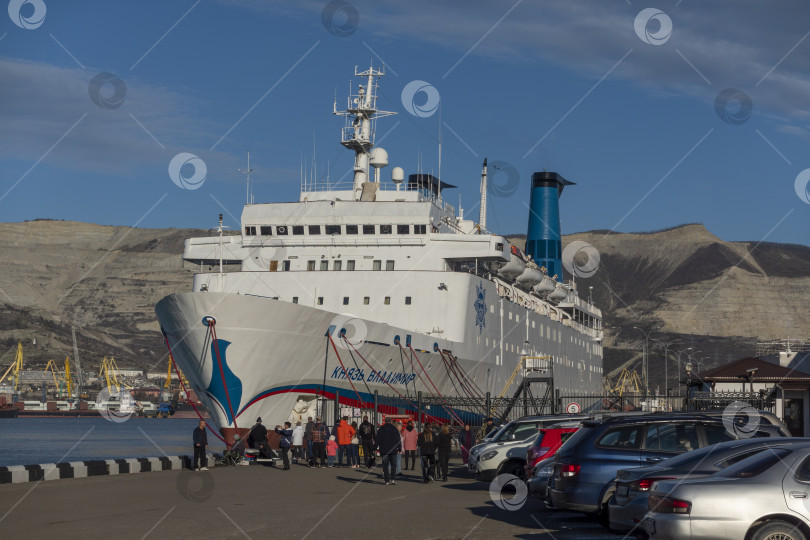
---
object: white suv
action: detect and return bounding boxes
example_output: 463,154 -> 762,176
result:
471,415 -> 587,481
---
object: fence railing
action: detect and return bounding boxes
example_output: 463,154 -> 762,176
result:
316,389 -> 776,432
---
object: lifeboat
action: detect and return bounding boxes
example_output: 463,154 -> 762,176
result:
516,261 -> 543,289
498,245 -> 527,280
532,274 -> 557,296
547,282 -> 568,303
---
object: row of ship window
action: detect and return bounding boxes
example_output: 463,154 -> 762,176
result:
292,296 -> 412,306
273,260 -> 396,271
245,224 -> 429,236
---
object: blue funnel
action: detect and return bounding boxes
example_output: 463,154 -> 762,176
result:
525,172 -> 574,282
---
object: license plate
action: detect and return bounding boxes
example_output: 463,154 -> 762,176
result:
617,484 -> 629,497
644,518 -> 655,536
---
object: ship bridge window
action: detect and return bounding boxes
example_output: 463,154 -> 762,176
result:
245,226 -> 257,236
276,226 -> 289,235
373,260 -> 381,271
414,224 -> 427,234
347,260 -> 355,271
260,226 -> 273,236
333,260 -> 342,271
363,225 -> 375,234
397,225 -> 410,234
292,225 -> 304,235
309,225 -> 321,235
320,260 -> 328,271
380,225 -> 392,234
346,225 -> 358,235
386,260 -> 395,271
325,225 -> 341,235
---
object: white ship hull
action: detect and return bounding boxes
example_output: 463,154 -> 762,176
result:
156,286 -> 603,440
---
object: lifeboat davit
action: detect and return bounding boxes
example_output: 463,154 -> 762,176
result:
516,261 -> 543,289
498,245 -> 527,280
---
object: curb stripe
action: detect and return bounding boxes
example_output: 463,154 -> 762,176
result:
0,455 -> 193,485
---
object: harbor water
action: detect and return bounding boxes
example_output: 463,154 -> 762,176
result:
0,418 -> 222,467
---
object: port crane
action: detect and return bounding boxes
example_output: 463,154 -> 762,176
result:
98,356 -> 130,394
610,368 -> 643,396
42,357 -> 74,398
0,342 -> 24,393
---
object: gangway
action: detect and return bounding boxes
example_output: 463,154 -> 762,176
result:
497,356 -> 555,423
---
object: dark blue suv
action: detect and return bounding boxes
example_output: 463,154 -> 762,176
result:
549,413 -> 780,522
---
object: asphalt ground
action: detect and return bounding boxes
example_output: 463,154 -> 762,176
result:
0,460 -> 627,539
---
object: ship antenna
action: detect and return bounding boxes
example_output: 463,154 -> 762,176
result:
438,106 -> 442,184
479,158 -> 488,231
333,63 -> 396,200
238,149 -> 253,205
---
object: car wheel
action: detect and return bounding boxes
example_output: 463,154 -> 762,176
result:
500,461 -> 525,480
751,520 -> 808,540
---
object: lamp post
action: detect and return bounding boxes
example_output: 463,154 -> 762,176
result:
633,326 -> 660,401
674,348 -> 692,399
652,338 -> 680,408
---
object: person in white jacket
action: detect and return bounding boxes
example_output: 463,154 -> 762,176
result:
291,421 -> 305,464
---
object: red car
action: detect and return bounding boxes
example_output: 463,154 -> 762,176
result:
525,427 -> 579,479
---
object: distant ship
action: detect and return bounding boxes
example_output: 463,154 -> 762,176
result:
155,65 -> 603,442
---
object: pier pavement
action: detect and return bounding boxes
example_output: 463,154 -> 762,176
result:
0,461 -> 623,539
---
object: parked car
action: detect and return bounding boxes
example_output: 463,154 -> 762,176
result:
525,426 -> 579,478
610,437 -> 810,533
471,415 -> 590,481
467,424 -> 507,469
550,413 -> 783,524
645,440 -> 810,540
663,409 -> 792,437
527,457 -> 555,501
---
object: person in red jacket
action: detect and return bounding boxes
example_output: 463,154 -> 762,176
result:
336,416 -> 356,468
402,420 -> 418,470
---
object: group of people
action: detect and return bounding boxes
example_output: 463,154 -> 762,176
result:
192,416 -> 481,484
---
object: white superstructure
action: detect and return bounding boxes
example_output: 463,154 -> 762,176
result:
155,65 -> 603,441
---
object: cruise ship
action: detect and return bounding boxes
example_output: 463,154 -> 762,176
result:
155,65 -> 603,442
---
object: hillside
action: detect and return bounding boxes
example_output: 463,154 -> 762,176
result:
1,220 -> 808,393
511,224 -> 810,389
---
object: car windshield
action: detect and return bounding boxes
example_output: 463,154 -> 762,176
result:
495,421 -> 538,442
484,426 -> 505,441
717,448 -> 793,478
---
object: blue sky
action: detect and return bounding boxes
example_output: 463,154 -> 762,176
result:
2,0 -> 809,246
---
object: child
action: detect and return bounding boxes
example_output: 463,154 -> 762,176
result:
326,435 -> 338,467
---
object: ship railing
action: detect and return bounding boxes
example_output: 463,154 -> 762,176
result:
241,236 -> 428,249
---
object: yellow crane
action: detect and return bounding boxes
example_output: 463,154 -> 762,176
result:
98,356 -> 130,393
164,356 -> 173,389
165,355 -> 189,390
64,357 -> 72,398
611,368 -> 643,396
0,342 -> 24,392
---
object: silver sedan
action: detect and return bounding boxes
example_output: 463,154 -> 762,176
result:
646,441 -> 810,540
